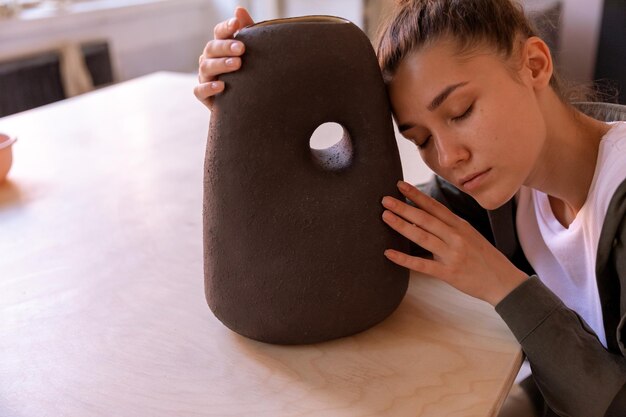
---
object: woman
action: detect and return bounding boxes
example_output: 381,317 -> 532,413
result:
194,2 -> 626,416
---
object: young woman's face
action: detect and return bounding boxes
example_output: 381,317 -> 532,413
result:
388,39 -> 547,210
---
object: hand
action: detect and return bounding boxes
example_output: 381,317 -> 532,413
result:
381,180 -> 527,306
193,7 -> 254,109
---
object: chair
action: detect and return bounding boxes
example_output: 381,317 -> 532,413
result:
575,102 -> 626,122
0,41 -> 114,117
0,51 -> 66,117
81,41 -> 114,88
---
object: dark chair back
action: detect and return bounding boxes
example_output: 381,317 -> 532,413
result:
0,51 -> 66,117
0,41 -> 114,117
575,102 -> 626,122
81,41 -> 114,88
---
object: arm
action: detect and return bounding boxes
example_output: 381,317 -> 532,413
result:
496,277 -> 626,417
385,177 -> 626,416
495,189 -> 626,417
382,180 -> 527,306
412,175 -> 535,273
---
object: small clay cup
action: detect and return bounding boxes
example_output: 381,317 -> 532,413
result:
0,134 -> 17,182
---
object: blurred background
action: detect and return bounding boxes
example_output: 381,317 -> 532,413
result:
0,0 -> 624,181
1,0 -> 623,112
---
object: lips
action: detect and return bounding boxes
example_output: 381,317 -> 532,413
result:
459,168 -> 491,191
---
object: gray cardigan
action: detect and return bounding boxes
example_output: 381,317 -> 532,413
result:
413,103 -> 626,417
415,174 -> 626,417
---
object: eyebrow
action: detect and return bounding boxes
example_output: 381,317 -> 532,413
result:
428,81 -> 469,111
397,81 -> 469,133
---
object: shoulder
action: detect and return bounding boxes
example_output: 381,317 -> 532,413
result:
602,121 -> 626,144
598,177 -> 626,355
598,177 -> 626,263
597,122 -> 626,162
589,123 -> 626,217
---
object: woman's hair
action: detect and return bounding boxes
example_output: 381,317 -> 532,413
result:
375,0 -> 564,95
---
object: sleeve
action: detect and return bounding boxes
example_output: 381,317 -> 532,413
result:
495,276 -> 626,417
420,177 -> 626,416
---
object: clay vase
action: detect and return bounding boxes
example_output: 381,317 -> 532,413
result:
204,16 -> 410,344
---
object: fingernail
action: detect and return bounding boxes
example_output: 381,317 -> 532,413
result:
210,82 -> 221,90
397,180 -> 410,192
228,18 -> 237,29
382,211 -> 394,222
230,42 -> 243,53
384,250 -> 398,259
225,58 -> 236,66
382,197 -> 395,208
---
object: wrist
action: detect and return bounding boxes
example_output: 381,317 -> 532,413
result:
486,270 -> 528,307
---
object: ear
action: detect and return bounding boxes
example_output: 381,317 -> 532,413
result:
521,36 -> 553,91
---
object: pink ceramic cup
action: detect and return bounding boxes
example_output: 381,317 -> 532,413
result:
0,133 -> 17,182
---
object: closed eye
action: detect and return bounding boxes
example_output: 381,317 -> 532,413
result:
401,130 -> 431,149
452,103 -> 474,122
416,135 -> 431,149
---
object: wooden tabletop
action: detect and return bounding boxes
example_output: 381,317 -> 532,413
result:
0,72 -> 522,417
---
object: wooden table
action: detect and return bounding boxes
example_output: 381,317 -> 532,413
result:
0,72 -> 522,417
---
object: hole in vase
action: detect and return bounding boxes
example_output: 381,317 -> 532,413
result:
309,122 -> 353,171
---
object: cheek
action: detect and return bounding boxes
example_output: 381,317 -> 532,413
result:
494,107 -> 545,168
418,150 -> 459,187
419,149 -> 444,176
475,101 -> 541,162
499,85 -> 546,142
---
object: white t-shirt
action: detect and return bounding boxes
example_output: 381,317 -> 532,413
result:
515,122 -> 626,382
515,121 -> 626,381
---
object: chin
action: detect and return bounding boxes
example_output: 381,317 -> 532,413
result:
472,189 -> 515,211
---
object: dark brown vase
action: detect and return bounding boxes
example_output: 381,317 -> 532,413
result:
204,16 -> 410,344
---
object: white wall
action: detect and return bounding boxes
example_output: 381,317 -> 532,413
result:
558,0 -> 605,82
0,0 -> 366,82
0,0 -> 432,183
0,0 -> 232,82
0,0 -> 606,95
247,0 -> 364,27
281,0 -> 363,27
523,0 -> 605,83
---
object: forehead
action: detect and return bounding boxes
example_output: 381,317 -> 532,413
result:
387,39 -> 510,109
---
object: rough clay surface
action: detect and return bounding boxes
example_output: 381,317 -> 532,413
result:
204,18 -> 410,344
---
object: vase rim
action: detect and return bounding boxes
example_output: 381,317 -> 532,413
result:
250,15 -> 351,29
0,134 -> 17,150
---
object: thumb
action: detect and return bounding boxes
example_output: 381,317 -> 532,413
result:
235,7 -> 255,28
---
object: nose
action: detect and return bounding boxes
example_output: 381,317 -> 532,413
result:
435,134 -> 470,168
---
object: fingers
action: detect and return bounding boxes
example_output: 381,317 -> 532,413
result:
199,40 -> 244,83
381,180 -> 470,262
213,7 -> 254,39
381,195 -> 450,243
203,39 -> 245,60
396,180 -> 461,227
382,210 -> 446,255
214,17 -> 240,40
383,249 -> 445,278
196,7 -> 253,107
193,81 -> 225,109
235,7 -> 255,27
199,56 -> 242,83
198,7 -> 252,88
